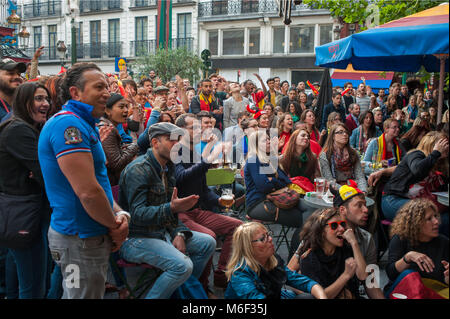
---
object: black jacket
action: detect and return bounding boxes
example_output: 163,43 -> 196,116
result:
0,118 -> 44,195
383,150 -> 442,198
189,95 -> 222,130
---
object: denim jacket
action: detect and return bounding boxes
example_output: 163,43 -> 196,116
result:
118,148 -> 192,240
225,255 -> 318,299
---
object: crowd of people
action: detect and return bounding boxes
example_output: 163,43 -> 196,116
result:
0,50 -> 448,300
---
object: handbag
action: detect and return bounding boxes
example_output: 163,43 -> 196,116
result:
0,192 -> 42,249
266,186 -> 300,210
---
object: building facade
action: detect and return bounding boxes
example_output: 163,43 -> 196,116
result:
17,0 -> 335,85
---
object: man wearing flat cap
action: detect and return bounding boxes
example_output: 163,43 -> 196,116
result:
330,183 -> 385,299
118,122 -> 216,299
0,58 -> 26,121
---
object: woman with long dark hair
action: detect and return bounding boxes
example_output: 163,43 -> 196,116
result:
0,82 -> 51,298
300,109 -> 322,144
298,208 -> 368,299
279,128 -> 320,183
349,110 -> 382,153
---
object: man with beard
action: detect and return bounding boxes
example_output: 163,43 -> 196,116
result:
190,79 -> 222,130
0,59 -> 26,121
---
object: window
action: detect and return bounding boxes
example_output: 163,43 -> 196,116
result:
48,25 -> 57,59
135,17 -> 148,56
241,0 -> 259,13
177,13 -> 192,50
273,27 -> 285,54
177,13 -> 192,38
33,26 -> 42,50
212,0 -> 228,15
75,22 -> 83,58
90,20 -> 101,58
108,19 -> 120,57
135,17 -> 148,41
208,30 -> 218,55
320,25 -> 333,45
48,0 -> 56,15
248,28 -> 260,55
289,25 -> 315,53
223,29 -> 244,55
32,0 -> 42,16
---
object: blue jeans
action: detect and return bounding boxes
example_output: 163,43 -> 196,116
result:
46,263 -> 63,299
381,194 -> 410,221
6,221 -> 48,299
120,231 -> 216,299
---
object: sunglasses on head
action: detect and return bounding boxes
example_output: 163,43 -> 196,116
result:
327,220 -> 347,230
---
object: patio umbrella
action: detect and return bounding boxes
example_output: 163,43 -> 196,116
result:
315,3 -> 449,122
315,68 -> 333,129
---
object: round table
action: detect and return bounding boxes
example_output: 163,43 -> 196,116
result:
432,192 -> 449,207
304,194 -> 375,209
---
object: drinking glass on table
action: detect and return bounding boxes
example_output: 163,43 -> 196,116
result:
219,188 -> 234,214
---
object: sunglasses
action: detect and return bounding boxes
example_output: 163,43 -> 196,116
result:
335,130 -> 348,135
327,220 -> 347,230
251,231 -> 273,243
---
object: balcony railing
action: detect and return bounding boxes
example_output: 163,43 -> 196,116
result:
70,42 -> 123,59
129,0 -> 157,8
24,46 -> 58,61
172,37 -> 194,51
25,42 -> 122,61
130,40 -> 157,56
130,38 -> 194,56
22,0 -> 62,19
79,0 -> 122,14
198,0 -> 310,18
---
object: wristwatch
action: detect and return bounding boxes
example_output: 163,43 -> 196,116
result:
403,255 -> 411,264
115,210 -> 131,223
176,232 -> 186,240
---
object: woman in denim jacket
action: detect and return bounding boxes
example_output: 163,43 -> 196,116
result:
225,222 -> 327,299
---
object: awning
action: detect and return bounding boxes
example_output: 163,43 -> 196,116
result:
0,44 -> 31,63
331,64 -> 394,93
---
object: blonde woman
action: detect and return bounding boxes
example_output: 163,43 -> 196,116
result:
224,222 -> 327,299
382,131 -> 449,221
385,199 -> 449,293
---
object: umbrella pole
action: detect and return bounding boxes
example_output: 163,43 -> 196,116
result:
437,55 -> 448,125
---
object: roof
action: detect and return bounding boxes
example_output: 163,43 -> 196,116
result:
0,44 -> 31,63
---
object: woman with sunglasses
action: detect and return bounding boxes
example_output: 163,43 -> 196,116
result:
384,198 -> 449,295
319,123 -> 368,192
298,208 -> 368,299
0,82 -> 51,298
225,222 -> 327,299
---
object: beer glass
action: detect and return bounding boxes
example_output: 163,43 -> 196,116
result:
219,188 -> 234,214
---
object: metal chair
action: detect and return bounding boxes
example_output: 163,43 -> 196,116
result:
109,256 -> 161,299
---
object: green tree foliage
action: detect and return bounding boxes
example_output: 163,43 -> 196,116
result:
131,47 -> 203,84
303,0 -> 447,29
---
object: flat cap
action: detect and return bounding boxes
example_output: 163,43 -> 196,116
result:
153,86 -> 169,94
0,58 -> 26,73
148,122 -> 185,141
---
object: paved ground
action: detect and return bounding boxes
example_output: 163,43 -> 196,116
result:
105,220 -> 390,299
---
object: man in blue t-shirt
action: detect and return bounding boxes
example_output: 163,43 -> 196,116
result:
38,62 -> 129,299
